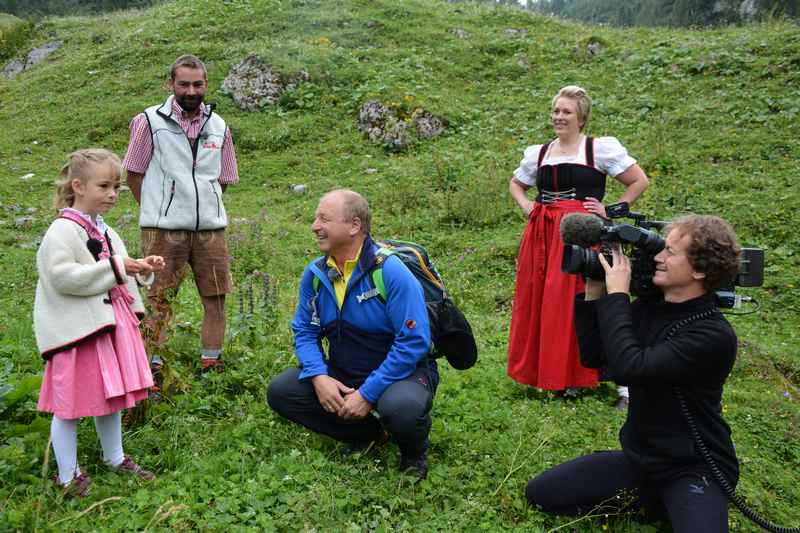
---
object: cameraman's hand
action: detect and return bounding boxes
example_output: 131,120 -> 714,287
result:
598,244 -> 631,295
584,278 -> 607,300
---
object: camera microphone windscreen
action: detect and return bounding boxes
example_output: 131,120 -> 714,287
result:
560,213 -> 605,248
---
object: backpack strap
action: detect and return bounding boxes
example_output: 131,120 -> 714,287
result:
57,211 -> 123,286
370,249 -> 394,302
311,251 -> 391,301
312,275 -> 321,293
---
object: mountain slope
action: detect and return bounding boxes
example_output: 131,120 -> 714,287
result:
0,1 -> 798,530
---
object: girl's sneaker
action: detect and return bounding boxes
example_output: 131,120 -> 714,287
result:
114,456 -> 156,481
54,471 -> 92,498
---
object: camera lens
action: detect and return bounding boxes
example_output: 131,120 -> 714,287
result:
561,245 -> 606,280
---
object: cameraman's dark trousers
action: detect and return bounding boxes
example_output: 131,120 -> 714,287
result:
526,451 -> 728,533
267,366 -> 437,458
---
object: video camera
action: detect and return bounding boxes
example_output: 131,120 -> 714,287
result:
559,202 -> 764,309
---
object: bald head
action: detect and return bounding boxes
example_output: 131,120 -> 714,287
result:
321,189 -> 372,235
312,189 -> 372,259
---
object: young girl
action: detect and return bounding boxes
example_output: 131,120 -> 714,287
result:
34,149 -> 165,497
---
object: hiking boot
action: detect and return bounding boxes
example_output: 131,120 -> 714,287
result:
399,443 -> 429,480
54,471 -> 92,498
200,357 -> 225,374
113,456 -> 156,481
343,430 -> 390,456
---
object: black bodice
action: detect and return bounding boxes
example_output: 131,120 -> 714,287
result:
535,137 -> 607,202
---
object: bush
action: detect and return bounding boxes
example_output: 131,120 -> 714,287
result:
0,14 -> 33,61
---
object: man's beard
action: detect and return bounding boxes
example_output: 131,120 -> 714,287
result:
176,94 -> 203,112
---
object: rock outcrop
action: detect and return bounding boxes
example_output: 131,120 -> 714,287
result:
221,54 -> 310,112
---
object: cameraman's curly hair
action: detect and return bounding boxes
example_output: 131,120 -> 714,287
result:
667,215 -> 741,291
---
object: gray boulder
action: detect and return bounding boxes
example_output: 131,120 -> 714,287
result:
3,41 -> 62,80
15,216 -> 35,228
414,110 -> 447,140
357,100 -> 446,151
504,28 -> 529,38
28,41 -> 62,65
574,36 -> 606,59
3,59 -> 24,80
357,100 -> 410,150
221,54 -> 310,112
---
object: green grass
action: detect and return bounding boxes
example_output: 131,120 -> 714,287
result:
1,0 -> 799,530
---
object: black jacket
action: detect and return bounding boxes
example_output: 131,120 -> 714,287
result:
574,292 -> 739,485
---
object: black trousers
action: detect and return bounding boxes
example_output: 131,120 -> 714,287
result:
526,451 -> 729,533
266,365 -> 437,457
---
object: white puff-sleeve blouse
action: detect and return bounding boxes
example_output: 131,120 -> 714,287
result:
512,136 -> 637,187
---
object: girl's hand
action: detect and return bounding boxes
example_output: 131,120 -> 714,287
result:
123,257 -> 145,274
141,255 -> 165,272
597,244 -> 631,295
582,197 -> 607,219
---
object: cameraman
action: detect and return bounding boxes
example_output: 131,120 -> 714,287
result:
525,215 -> 741,532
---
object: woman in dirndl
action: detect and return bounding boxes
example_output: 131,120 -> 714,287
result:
507,85 -> 650,405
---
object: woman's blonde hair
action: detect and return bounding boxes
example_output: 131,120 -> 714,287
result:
552,85 -> 592,130
53,149 -> 123,211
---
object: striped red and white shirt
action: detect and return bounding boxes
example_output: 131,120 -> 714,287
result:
123,99 -> 239,185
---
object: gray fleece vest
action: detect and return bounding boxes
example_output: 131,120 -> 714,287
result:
139,96 -> 228,230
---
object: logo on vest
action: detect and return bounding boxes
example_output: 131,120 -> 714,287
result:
356,288 -> 380,303
203,141 -> 221,150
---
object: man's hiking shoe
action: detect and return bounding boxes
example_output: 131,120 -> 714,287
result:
200,357 -> 225,374
113,456 -> 156,481
343,430 -> 390,456
399,444 -> 429,480
149,355 -> 164,401
54,471 -> 92,498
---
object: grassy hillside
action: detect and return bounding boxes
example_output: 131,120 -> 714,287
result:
1,0 -> 799,530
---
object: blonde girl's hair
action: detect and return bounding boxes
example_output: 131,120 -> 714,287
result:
53,149 -> 123,212
552,85 -> 592,130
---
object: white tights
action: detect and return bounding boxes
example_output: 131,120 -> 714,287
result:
50,412 -> 125,485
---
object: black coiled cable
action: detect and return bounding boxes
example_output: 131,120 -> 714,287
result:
674,388 -> 798,533
666,310 -> 799,533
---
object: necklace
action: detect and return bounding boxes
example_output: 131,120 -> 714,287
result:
553,136 -> 582,157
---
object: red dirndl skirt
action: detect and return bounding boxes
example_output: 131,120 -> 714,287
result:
507,200 -> 599,390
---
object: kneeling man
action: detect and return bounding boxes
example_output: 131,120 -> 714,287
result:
267,189 -> 437,479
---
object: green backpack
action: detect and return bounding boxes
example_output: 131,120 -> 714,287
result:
314,239 -> 478,370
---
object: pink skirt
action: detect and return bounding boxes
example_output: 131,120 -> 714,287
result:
38,291 -> 153,420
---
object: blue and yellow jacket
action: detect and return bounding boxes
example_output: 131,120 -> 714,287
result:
291,236 -> 431,404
